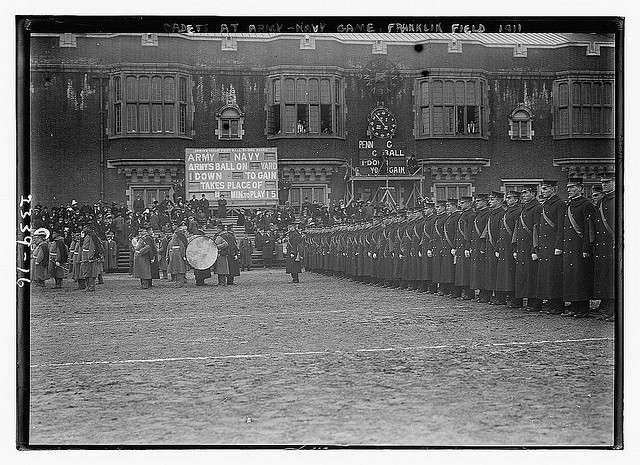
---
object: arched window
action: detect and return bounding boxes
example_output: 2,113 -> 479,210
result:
509,106 -> 534,140
216,106 -> 244,140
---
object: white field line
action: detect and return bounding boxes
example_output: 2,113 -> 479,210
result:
30,337 -> 613,369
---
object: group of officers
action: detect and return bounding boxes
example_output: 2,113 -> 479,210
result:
302,176 -> 616,321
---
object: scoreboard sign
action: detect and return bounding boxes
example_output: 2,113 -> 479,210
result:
185,147 -> 279,206
357,139 -> 407,175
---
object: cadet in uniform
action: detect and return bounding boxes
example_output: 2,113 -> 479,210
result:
469,194 -> 491,302
486,191 -> 506,304
454,196 -> 474,300
496,191 -> 521,306
441,199 -> 460,297
561,177 -> 598,318
513,185 -> 542,311
593,176 -> 615,321
534,180 -> 566,315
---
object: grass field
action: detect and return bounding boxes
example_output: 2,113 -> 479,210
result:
28,269 -> 615,446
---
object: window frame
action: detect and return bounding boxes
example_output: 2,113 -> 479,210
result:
109,70 -> 192,139
267,73 -> 346,139
553,76 -> 614,139
288,184 -> 328,213
216,106 -> 245,141
509,106 -> 534,141
432,182 -> 473,201
415,73 -> 489,140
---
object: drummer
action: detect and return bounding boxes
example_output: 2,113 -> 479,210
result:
167,226 -> 188,287
193,226 -> 213,286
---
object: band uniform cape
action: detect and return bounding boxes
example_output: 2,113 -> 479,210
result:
166,232 -> 188,275
535,194 -> 566,300
513,198 -> 542,299
133,236 -> 153,280
495,204 -> 521,293
213,234 -> 230,275
593,190 -> 615,300
563,195 -> 597,302
221,231 -> 240,278
31,240 -> 50,282
286,229 -> 303,274
80,232 -> 102,279
146,234 -> 160,280
48,236 -> 68,279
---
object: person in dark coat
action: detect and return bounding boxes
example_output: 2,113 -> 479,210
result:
495,192 -> 521,306
80,225 -> 103,291
561,177 -> 598,318
442,199 -> 460,297
262,228 -> 275,268
31,228 -> 50,287
222,225 -> 240,284
534,180 -> 566,315
469,194 -> 491,302
513,185 -> 542,311
217,194 -> 227,219
485,191 -> 506,304
419,203 -> 436,292
48,230 -> 68,288
428,200 -> 448,295
145,226 -> 160,285
454,196 -> 474,300
285,223 -> 303,283
593,176 -> 616,321
133,193 -> 145,214
133,230 -> 152,289
239,233 -> 253,271
167,227 -> 188,287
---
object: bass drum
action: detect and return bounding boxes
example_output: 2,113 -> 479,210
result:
185,235 -> 219,270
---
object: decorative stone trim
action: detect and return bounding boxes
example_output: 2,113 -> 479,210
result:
372,40 -> 387,54
514,44 -> 528,57
59,33 -> 76,48
300,34 -> 316,50
221,36 -> 238,51
448,38 -> 462,53
422,158 -> 491,181
141,33 -> 158,46
586,42 -> 602,56
552,157 -> 615,180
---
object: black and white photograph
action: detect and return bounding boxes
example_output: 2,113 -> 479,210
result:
11,5 -> 630,458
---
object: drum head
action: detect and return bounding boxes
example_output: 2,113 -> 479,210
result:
186,235 -> 219,270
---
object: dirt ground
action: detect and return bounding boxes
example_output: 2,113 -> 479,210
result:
27,269 -> 615,447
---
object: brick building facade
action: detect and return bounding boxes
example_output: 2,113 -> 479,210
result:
29,32 -> 616,211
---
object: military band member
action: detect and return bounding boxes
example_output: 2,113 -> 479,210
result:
239,233 -> 254,271
560,177 -> 598,318
469,194 -> 491,302
496,191 -> 521,306
48,230 -> 68,289
213,223 -> 230,285
513,185 -> 542,311
222,224 -> 240,285
31,228 -> 50,287
593,176 -> 615,321
80,225 -> 102,292
455,196 -> 474,300
534,180 -> 566,315
166,227 -> 188,287
104,232 -> 118,273
133,228 -> 153,289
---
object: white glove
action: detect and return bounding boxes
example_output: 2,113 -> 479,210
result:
451,248 -> 457,256
367,252 -> 372,257
554,249 -> 563,255
399,254 -> 404,259
531,253 -> 539,261
495,252 -> 499,258
418,251 -> 422,257
513,252 -> 518,260
427,250 -> 433,258
373,253 -> 377,259
464,250 -> 470,258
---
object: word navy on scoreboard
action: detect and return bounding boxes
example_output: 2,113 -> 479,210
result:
185,147 -> 279,206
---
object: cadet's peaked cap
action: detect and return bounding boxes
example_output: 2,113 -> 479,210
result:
540,179 -> 558,187
474,193 -> 489,200
600,176 -> 614,183
446,198 -> 458,204
506,191 -> 521,197
436,199 -> 448,206
423,201 -> 435,207
489,190 -> 504,198
521,184 -> 538,193
460,196 -> 473,202
566,177 -> 585,187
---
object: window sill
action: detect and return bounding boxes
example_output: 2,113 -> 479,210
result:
109,134 -> 193,140
415,135 -> 488,140
267,134 -> 346,140
553,134 -> 615,140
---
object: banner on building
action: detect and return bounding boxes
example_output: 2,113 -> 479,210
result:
185,148 -> 279,206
